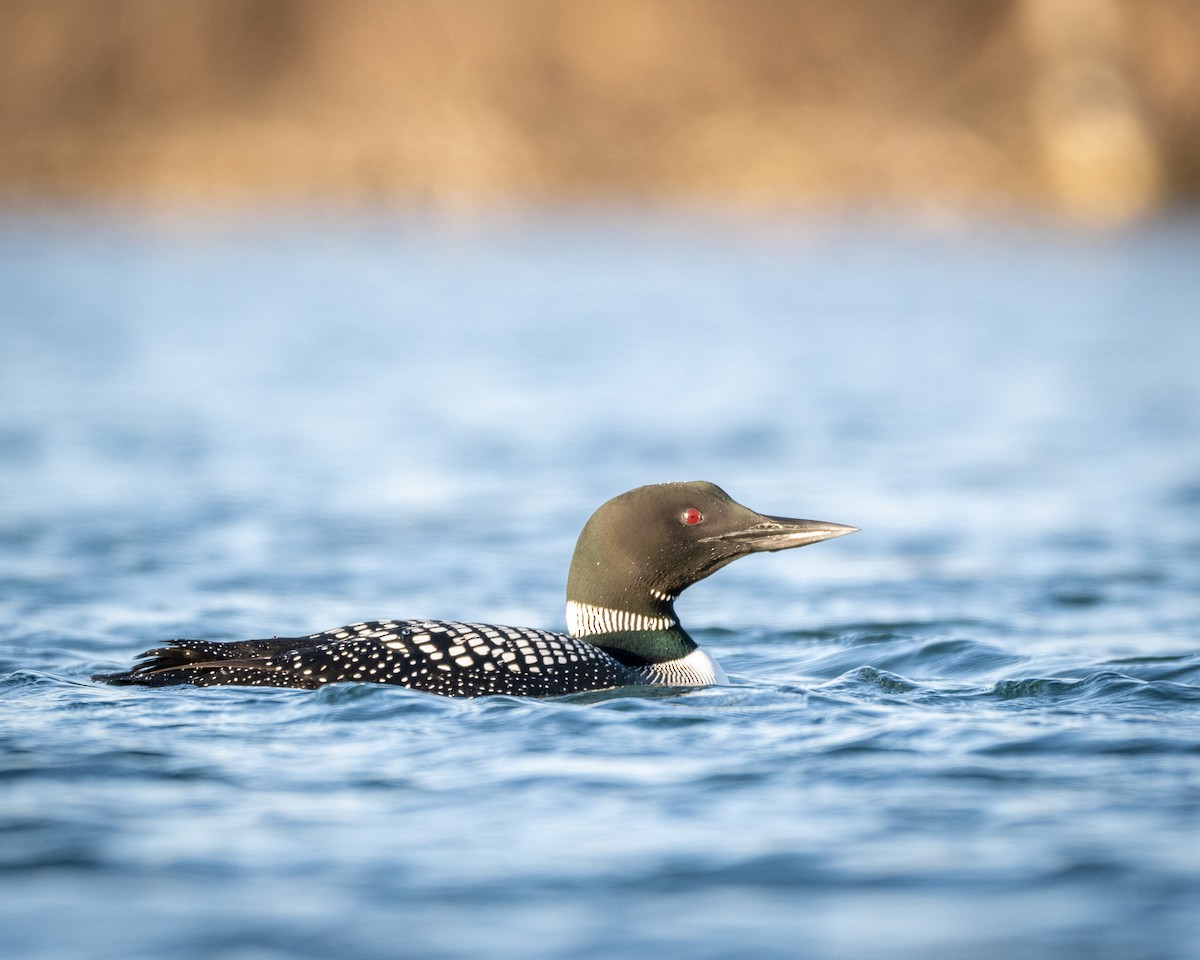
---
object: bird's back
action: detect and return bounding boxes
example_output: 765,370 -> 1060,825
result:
93,619 -> 646,697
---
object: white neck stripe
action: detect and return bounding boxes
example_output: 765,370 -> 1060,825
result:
566,600 -> 677,638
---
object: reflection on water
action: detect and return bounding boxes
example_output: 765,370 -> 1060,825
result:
1,210 -> 1199,960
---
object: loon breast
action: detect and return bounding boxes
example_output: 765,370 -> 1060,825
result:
644,647 -> 728,686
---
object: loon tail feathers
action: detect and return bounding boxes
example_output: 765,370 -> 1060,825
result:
92,637 -> 310,688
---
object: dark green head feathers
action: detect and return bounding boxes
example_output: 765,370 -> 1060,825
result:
565,481 -> 857,643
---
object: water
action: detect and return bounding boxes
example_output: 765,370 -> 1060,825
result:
2,208 -> 1199,960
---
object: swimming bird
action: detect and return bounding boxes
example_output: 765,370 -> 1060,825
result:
93,481 -> 856,697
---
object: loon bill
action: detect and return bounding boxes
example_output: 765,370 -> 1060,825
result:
93,481 -> 857,698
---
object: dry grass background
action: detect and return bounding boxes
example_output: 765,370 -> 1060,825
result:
2,0 -> 1198,220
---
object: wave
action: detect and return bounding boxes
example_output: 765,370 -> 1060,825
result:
990,671 -> 1200,706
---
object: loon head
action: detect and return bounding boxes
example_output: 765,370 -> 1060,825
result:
565,481 -> 857,656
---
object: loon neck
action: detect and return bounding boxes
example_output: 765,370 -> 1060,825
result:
565,596 -> 697,664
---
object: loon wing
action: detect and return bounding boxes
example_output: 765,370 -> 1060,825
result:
92,636 -> 314,688
93,620 -> 647,695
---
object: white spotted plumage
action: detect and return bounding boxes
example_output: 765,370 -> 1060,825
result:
102,617 -> 725,697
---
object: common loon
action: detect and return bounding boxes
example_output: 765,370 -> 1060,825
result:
93,481 -> 856,698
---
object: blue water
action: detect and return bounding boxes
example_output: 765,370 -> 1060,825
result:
2,209 -> 1199,960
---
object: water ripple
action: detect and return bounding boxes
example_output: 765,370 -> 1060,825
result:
4,212 -> 1200,960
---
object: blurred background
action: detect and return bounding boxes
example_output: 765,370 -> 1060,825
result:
2,0 -> 1198,222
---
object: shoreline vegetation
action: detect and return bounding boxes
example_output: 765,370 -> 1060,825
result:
2,0 -> 1198,223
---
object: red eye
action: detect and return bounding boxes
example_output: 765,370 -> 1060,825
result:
682,508 -> 703,525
